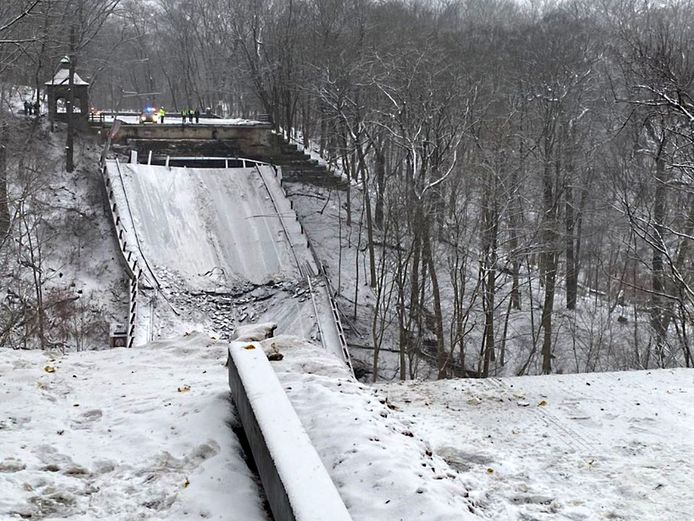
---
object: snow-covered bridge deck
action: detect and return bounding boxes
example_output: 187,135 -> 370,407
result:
110,162 -> 301,285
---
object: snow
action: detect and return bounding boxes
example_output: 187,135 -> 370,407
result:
45,69 -> 89,86
0,332 -> 270,520
3,326 -> 692,520
264,335 -> 480,521
247,332 -> 694,521
378,369 -> 694,521
234,322 -> 278,342
110,163 -> 300,288
1,120 -> 127,351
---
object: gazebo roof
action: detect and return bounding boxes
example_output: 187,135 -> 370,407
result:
45,68 -> 89,86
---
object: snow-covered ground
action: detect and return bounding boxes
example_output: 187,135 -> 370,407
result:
267,335 -> 480,520
0,332 -> 270,520
259,334 -> 694,520
2,330 -> 692,520
379,369 -> 694,520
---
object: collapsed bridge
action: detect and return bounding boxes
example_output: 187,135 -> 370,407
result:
99,118 -> 356,519
102,157 -> 351,366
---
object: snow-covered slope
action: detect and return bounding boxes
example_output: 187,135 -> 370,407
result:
0,117 -> 127,351
265,335 -> 481,521
0,332 -> 270,520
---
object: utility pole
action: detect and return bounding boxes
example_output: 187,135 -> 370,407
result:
65,25 -> 76,173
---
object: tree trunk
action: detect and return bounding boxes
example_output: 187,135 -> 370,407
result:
422,222 -> 446,379
541,132 -> 559,374
374,144 -> 385,229
651,151 -> 669,361
0,129 -> 8,240
565,180 -> 577,309
66,26 -> 76,173
356,142 -> 376,288
541,254 -> 557,374
481,178 -> 499,377
510,108 -> 525,310
407,219 -> 422,370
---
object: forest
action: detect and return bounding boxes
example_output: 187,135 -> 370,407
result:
1,0 -> 693,379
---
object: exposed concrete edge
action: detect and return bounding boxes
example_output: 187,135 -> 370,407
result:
227,342 -> 353,521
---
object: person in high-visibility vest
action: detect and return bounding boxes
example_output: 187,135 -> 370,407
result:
158,107 -> 166,124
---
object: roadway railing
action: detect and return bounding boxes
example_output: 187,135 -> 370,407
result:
146,155 -> 269,169
100,164 -> 142,347
258,164 -> 354,374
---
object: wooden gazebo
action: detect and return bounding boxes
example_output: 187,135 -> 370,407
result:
45,57 -> 90,123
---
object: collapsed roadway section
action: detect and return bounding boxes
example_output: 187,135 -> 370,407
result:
100,118 -> 355,518
102,157 -> 351,368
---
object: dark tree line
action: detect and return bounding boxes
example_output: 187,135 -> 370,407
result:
2,0 -> 693,375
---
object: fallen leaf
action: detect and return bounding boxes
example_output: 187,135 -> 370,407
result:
538,400 -> 548,407
177,385 -> 191,393
486,468 -> 494,474
183,478 -> 190,488
243,344 -> 255,350
44,366 -> 56,373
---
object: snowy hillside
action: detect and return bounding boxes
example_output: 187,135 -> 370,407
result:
0,118 -> 127,351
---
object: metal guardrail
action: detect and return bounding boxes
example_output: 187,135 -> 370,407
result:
266,165 -> 354,374
147,156 -> 270,169
255,164 -> 354,370
113,159 -> 161,291
101,164 -> 142,347
322,270 -> 354,375
102,160 -> 183,346
112,160 -> 181,326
